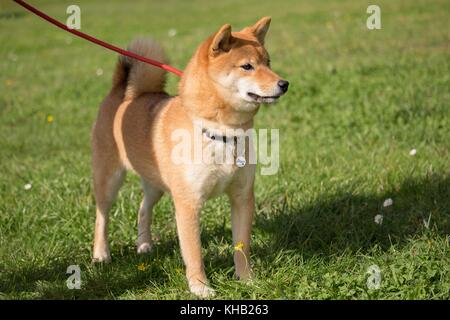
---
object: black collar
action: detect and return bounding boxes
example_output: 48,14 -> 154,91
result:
202,128 -> 238,144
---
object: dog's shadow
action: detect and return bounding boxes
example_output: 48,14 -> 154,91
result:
251,174 -> 449,261
0,238 -> 181,299
2,174 -> 448,299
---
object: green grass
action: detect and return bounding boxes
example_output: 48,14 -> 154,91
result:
0,0 -> 449,299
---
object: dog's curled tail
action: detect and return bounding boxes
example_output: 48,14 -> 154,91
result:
113,39 -> 167,99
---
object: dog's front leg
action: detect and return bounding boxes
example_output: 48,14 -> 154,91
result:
229,188 -> 254,281
173,196 -> 215,298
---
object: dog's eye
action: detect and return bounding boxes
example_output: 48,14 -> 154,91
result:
240,63 -> 254,71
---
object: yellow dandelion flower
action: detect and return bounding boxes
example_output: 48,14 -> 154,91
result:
234,241 -> 244,251
137,263 -> 146,271
233,241 -> 249,271
47,115 -> 54,123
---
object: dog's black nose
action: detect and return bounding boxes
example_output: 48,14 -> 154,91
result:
278,80 -> 289,92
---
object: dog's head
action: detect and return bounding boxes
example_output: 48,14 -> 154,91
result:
183,17 -> 289,114
180,17 -> 289,115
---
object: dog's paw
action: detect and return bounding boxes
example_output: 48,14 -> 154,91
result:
236,268 -> 253,281
238,276 -> 255,286
92,254 -> 111,263
137,242 -> 152,254
189,283 -> 216,298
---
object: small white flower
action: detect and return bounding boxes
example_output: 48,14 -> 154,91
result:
374,214 -> 383,225
168,28 -> 177,37
24,183 -> 32,190
383,198 -> 393,207
96,68 -> 103,76
409,148 -> 417,156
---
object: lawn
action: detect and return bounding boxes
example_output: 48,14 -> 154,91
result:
0,0 -> 449,299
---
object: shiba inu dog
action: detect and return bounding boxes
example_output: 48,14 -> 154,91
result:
91,16 -> 289,297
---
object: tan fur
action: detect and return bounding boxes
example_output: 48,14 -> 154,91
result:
120,39 -> 168,99
91,17 -> 288,298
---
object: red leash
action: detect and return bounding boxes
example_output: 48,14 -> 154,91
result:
13,0 -> 184,77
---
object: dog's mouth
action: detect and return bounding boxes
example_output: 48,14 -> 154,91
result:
247,92 -> 281,104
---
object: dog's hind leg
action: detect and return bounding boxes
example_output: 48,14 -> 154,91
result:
92,149 -> 125,263
136,179 -> 163,254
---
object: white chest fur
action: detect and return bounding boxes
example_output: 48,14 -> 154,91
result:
184,139 -> 240,199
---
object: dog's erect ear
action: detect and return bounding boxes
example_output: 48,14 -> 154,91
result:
250,16 -> 271,44
210,24 -> 233,56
